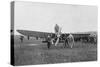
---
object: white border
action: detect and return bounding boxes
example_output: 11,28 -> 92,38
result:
0,0 -> 99,67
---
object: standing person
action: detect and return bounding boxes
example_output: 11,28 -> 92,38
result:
67,33 -> 75,48
47,35 -> 51,49
27,36 -> 30,40
20,36 -> 24,43
63,38 -> 69,48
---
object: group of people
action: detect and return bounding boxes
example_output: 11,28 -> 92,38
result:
64,34 -> 75,48
19,33 -> 97,49
19,33 -> 77,49
47,33 -> 75,49
19,36 -> 30,43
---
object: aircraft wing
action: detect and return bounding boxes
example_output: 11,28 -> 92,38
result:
17,30 -> 90,41
17,30 -> 54,39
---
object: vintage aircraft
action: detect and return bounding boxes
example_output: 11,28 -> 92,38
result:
17,24 -> 90,49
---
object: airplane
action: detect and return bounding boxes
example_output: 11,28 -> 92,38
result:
17,24 -> 90,49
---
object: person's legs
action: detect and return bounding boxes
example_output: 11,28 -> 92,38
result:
21,39 -> 23,43
63,40 -> 66,48
47,42 -> 51,49
71,38 -> 74,48
66,39 -> 69,48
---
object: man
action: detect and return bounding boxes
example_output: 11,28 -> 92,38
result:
20,36 -> 24,43
27,36 -> 30,40
47,35 -> 51,49
63,38 -> 69,48
67,33 -> 75,48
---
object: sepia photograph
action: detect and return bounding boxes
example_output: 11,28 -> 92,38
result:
11,1 -> 98,66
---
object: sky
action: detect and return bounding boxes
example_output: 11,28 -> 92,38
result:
14,1 -> 98,35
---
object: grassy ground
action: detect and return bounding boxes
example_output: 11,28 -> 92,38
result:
14,36 -> 97,66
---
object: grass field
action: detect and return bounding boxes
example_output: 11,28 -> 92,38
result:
14,36 -> 97,66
